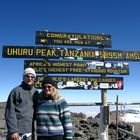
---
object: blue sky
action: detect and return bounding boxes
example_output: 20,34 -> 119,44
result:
1,0 -> 140,104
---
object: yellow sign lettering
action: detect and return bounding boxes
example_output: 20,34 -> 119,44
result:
7,48 -> 33,56
126,52 -> 140,60
100,50 -> 123,60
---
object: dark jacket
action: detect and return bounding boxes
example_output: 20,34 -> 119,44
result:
5,81 -> 38,134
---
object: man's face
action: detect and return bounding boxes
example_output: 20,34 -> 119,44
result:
23,74 -> 35,85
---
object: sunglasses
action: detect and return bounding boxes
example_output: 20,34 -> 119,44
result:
25,75 -> 35,79
43,85 -> 52,89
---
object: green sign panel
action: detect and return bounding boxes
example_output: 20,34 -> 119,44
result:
35,76 -> 123,90
3,46 -> 140,61
24,60 -> 129,75
35,31 -> 112,48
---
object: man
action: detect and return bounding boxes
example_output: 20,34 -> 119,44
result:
5,67 -> 38,140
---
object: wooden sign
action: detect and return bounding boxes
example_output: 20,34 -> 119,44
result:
24,60 -> 129,75
35,76 -> 123,90
3,46 -> 140,61
35,31 -> 112,47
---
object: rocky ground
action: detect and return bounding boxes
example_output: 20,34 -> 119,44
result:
1,102 -> 140,140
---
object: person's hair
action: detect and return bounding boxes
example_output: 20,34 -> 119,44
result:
51,86 -> 61,101
39,85 -> 61,102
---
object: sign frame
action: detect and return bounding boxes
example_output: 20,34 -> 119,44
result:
35,31 -> 112,48
24,60 -> 129,75
35,76 -> 124,90
3,46 -> 140,62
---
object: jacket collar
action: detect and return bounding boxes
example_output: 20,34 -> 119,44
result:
21,81 -> 33,90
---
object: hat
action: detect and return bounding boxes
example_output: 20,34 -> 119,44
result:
42,77 -> 56,87
23,67 -> 36,78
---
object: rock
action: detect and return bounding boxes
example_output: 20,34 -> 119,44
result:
0,102 -> 140,140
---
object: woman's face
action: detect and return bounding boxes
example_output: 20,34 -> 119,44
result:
42,84 -> 53,94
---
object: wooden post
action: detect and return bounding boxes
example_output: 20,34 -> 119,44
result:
98,44 -> 109,140
98,89 -> 109,140
116,95 -> 119,140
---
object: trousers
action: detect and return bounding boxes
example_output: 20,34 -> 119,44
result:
37,135 -> 64,140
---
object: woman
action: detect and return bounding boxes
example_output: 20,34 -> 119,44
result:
36,77 -> 73,140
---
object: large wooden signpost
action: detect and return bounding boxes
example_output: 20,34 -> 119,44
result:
2,30 -> 139,140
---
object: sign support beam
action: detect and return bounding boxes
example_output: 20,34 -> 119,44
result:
98,44 -> 109,139
98,89 -> 109,140
98,85 -> 109,140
